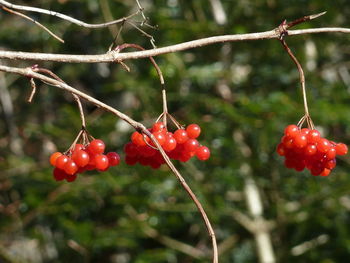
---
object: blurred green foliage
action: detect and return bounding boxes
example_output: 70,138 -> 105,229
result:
1,0 -> 350,262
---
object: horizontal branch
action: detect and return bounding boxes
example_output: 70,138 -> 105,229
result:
0,27 -> 350,63
0,0 -> 140,28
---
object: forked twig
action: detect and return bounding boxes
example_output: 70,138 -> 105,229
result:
1,6 -> 64,43
0,0 -> 141,28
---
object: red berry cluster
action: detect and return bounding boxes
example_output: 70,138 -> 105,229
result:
124,122 -> 210,169
50,139 -> 120,182
277,124 -> 348,176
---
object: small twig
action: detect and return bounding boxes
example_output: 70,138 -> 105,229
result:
1,6 -> 64,43
126,20 -> 156,48
27,78 -> 37,102
0,0 -> 140,29
286,11 -> 327,29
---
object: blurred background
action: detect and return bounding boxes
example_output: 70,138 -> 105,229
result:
1,0 -> 350,262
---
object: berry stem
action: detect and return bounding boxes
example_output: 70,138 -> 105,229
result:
162,87 -> 168,127
279,31 -> 312,124
73,94 -> 86,128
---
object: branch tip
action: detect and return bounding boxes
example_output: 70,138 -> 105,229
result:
309,11 -> 327,20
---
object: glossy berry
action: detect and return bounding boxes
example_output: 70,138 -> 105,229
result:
107,152 -> 120,166
55,155 -> 69,170
284,125 -> 299,138
293,133 -> 307,148
336,143 -> 348,155
317,138 -> 331,153
308,130 -> 321,143
174,129 -> 189,144
196,146 -> 210,161
152,122 -> 165,132
94,154 -> 109,171
50,152 -> 62,166
184,139 -> 199,153
64,159 -> 78,175
72,150 -> 90,167
163,136 -> 177,152
88,139 -> 105,155
186,124 -> 201,139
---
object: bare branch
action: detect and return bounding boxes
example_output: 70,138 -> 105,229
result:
1,27 -> 350,63
1,6 -> 64,43
0,0 -> 140,29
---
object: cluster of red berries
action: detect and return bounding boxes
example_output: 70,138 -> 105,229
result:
276,124 -> 348,176
124,122 -> 210,169
50,139 -> 120,182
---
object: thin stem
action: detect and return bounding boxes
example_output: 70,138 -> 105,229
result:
0,64 -> 218,263
73,95 -> 86,128
162,88 -> 168,127
1,6 -> 64,43
27,78 -> 37,102
279,38 -> 310,117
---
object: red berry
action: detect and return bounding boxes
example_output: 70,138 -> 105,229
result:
72,150 -> 90,167
325,159 -> 336,169
336,143 -> 348,155
107,152 -> 120,166
55,155 -> 69,170
284,125 -> 299,138
293,133 -> 307,148
196,146 -> 210,161
152,122 -> 166,132
50,152 -> 62,166
308,130 -> 321,143
65,174 -> 77,182
281,136 -> 293,149
320,168 -> 331,177
304,144 -> 317,156
94,154 -> 109,171
184,139 -> 199,153
87,139 -> 105,155
163,136 -> 177,152
64,159 -> 78,175
174,129 -> 189,144
300,128 -> 310,135
326,147 -> 336,160
73,143 -> 85,152
131,132 -> 147,146
152,131 -> 166,146
124,142 -> 138,157
186,124 -> 201,139
317,138 -> 331,153
53,168 -> 66,181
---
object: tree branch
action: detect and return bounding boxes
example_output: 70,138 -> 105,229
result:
0,0 -> 141,29
0,64 -> 218,263
0,27 -> 349,62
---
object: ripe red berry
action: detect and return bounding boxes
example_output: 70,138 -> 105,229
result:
276,143 -> 285,156
50,152 -> 62,166
124,142 -> 138,157
284,125 -> 299,138
125,155 -> 138,165
73,143 -> 85,152
304,144 -> 317,156
152,131 -> 166,146
308,130 -> 321,143
336,143 -> 348,155
184,139 -> 199,153
186,124 -> 201,139
196,146 -> 210,161
174,129 -> 189,144
317,138 -> 331,153
320,168 -> 331,177
53,168 -> 66,181
72,150 -> 90,167
66,174 -> 77,182
131,132 -> 147,146
163,136 -> 177,152
107,152 -> 120,166
94,154 -> 109,171
55,155 -> 69,170
293,133 -> 307,148
64,159 -> 78,175
88,139 -> 105,155
152,122 -> 165,132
